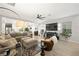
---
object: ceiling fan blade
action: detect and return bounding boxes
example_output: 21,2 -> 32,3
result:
37,14 -> 39,18
37,14 -> 41,18
36,14 -> 45,20
39,14 -> 42,17
41,17 -> 45,18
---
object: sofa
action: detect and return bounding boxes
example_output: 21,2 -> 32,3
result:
10,32 -> 32,38
21,38 -> 38,48
21,37 -> 38,55
0,34 -> 18,56
0,33 -> 38,56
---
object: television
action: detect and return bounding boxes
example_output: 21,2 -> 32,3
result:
46,23 -> 58,31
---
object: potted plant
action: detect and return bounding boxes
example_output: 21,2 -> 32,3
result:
60,29 -> 71,40
24,27 -> 29,31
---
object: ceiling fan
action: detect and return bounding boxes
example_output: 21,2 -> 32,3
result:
36,14 -> 45,20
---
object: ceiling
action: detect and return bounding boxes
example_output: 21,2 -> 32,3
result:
0,3 -> 79,24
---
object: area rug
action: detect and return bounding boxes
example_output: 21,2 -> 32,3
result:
16,43 -> 41,56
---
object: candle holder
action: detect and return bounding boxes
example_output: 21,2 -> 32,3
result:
40,41 -> 45,56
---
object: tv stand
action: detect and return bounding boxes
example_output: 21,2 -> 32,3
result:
44,31 -> 59,40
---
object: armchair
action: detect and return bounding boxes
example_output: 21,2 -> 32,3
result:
41,39 -> 54,51
40,39 -> 54,56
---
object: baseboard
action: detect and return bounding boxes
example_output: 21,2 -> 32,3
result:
68,40 -> 79,44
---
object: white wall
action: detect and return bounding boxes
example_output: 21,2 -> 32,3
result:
1,17 -> 19,34
43,15 -> 79,42
38,24 -> 46,36
55,15 -> 79,42
0,16 -> 2,34
0,17 -> 35,34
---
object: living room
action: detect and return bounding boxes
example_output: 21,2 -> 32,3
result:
0,3 -> 79,56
